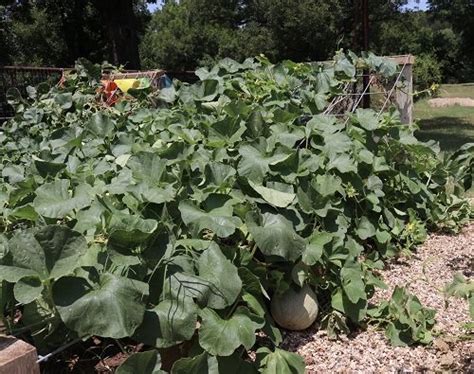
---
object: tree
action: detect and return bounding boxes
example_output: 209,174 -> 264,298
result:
243,0 -> 349,62
140,0 -> 278,70
2,0 -> 471,84
428,0 -> 474,81
1,0 -> 106,67
140,0 -> 414,70
95,0 -> 149,69
0,0 -> 150,68
140,0 -> 348,69
0,3 -> 16,64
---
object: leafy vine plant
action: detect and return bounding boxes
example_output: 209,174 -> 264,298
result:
0,52 -> 472,373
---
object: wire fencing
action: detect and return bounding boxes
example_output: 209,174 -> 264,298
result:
0,66 -> 64,121
324,55 -> 413,124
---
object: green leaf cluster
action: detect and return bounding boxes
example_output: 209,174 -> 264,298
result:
368,286 -> 436,346
444,273 -> 474,321
0,53 -> 472,371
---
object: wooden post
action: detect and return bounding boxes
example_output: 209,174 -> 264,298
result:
361,0 -> 371,109
0,337 -> 40,374
387,55 -> 415,124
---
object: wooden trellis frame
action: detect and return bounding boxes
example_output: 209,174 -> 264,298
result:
324,54 -> 415,124
387,54 -> 415,124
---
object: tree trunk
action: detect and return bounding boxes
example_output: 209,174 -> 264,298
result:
96,0 -> 141,69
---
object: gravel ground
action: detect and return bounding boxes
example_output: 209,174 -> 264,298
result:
282,224 -> 474,373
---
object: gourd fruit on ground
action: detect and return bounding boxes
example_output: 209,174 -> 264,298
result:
270,284 -> 319,331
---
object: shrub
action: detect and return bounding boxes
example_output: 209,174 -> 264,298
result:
413,53 -> 442,98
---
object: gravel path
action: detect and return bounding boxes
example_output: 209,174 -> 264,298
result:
282,224 -> 473,373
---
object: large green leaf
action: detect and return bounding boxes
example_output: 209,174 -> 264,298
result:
312,174 -> 343,197
256,347 -> 305,374
53,273 -> 148,338
248,180 -> 295,208
33,157 -> 66,177
210,117 -> 246,144
132,182 -> 176,205
335,54 -> 356,78
116,351 -> 164,374
124,152 -> 177,204
353,108 -> 380,131
0,266 -> 37,283
166,270 -> 238,311
171,352 -> 218,374
322,132 -> 352,156
237,145 -> 289,182
198,307 -> 263,356
133,297 -> 197,348
197,244 -> 242,309
4,225 -> 87,281
204,162 -> 236,187
87,112 -> 115,138
54,92 -> 73,110
302,232 -> 333,265
356,216 -> 376,240
340,261 -> 367,303
247,212 -> 305,262
13,276 -> 43,304
179,197 -> 242,238
127,152 -> 167,185
33,180 -> 93,218
108,213 -> 158,246
327,153 -> 357,174
331,287 -> 367,323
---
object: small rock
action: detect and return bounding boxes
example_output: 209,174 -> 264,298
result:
439,352 -> 455,368
433,338 -> 450,352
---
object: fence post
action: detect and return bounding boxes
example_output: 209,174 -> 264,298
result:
0,337 -> 40,374
387,55 -> 415,124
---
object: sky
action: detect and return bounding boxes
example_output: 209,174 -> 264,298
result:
147,1 -> 162,13
402,0 -> 429,11
147,0 -> 429,13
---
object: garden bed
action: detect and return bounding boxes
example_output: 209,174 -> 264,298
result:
1,55 -> 472,373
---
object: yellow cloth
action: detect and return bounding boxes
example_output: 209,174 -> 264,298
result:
114,79 -> 141,93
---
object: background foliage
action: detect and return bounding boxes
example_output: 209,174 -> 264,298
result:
1,0 -> 473,83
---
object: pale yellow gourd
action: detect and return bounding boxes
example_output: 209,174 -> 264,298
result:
270,284 -> 319,331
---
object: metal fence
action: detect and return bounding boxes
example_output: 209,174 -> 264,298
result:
0,66 -> 64,121
0,66 -> 200,122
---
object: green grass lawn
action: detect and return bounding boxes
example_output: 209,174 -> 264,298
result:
413,83 -> 474,199
414,83 -> 474,151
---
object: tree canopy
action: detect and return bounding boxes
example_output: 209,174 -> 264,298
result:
0,0 -> 149,68
1,0 -> 473,82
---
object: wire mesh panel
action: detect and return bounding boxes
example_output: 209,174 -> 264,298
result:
0,66 -> 64,121
324,55 -> 414,123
